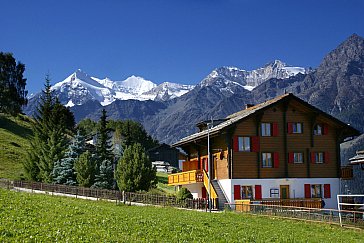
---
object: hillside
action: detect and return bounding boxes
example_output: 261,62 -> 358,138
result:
0,114 -> 32,179
1,189 -> 363,242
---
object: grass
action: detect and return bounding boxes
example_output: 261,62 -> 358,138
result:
0,188 -> 363,242
156,172 -> 176,195
0,114 -> 32,180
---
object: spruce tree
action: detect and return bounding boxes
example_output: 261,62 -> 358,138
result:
92,159 -> 114,189
115,143 -> 156,192
53,131 -> 85,185
74,150 -> 95,187
24,76 -> 71,182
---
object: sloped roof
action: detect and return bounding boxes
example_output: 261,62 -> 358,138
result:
172,93 -> 360,147
349,150 -> 364,165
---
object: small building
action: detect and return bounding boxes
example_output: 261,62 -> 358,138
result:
148,143 -> 179,168
168,93 -> 360,209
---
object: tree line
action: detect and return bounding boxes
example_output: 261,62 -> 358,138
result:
24,77 -> 158,192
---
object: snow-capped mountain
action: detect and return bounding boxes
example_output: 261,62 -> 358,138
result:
50,69 -> 195,107
200,60 -> 311,92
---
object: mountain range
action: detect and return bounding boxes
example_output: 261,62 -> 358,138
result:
25,34 -> 364,146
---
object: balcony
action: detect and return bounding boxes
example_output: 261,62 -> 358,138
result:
168,170 -> 204,186
341,166 -> 353,180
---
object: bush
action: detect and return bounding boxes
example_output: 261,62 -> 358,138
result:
176,187 -> 193,201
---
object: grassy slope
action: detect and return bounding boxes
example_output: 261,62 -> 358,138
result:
0,189 -> 363,242
0,114 -> 32,179
156,172 -> 176,195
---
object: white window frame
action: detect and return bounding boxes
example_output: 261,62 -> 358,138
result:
315,152 -> 324,164
294,152 -> 303,164
311,184 -> 322,198
262,152 -> 273,168
270,188 -> 279,198
314,124 -> 322,135
261,123 -> 272,137
238,137 -> 251,152
292,122 -> 303,134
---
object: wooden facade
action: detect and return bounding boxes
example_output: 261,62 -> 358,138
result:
173,94 -> 359,181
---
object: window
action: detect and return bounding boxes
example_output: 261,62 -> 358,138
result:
311,184 -> 322,198
261,123 -> 271,136
292,122 -> 303,133
238,137 -> 251,152
262,153 -> 273,168
241,186 -> 253,199
293,152 -> 303,164
315,152 -> 324,164
314,124 -> 322,135
270,188 -> 279,198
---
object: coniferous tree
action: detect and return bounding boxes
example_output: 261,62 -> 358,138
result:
92,159 -> 114,189
0,52 -> 27,115
53,131 -> 85,185
115,143 -> 156,192
24,76 -> 72,182
96,109 -> 113,163
74,150 -> 95,187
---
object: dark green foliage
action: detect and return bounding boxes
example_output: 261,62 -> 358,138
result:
96,109 -> 113,164
77,118 -> 97,137
116,143 -> 156,192
53,131 -> 85,185
24,76 -> 72,182
0,52 -> 27,115
108,119 -> 159,151
176,188 -> 193,201
74,150 -> 95,187
92,159 -> 114,189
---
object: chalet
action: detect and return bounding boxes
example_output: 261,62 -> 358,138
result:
148,143 -> 179,168
168,93 -> 360,209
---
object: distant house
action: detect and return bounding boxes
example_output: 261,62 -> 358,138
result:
148,143 -> 179,168
168,93 -> 360,209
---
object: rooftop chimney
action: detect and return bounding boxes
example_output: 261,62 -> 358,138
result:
245,104 -> 255,109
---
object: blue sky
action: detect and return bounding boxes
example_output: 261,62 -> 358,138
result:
1,0 -> 363,94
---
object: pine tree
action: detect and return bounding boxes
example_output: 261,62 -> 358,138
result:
24,76 -> 72,182
92,159 -> 114,189
115,143 -> 156,192
74,150 -> 95,187
52,131 -> 85,185
96,109 -> 113,163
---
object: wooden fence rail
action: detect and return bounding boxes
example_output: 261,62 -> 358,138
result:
6,180 -> 210,210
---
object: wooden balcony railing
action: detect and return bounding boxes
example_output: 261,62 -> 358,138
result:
168,170 -> 204,186
252,198 -> 323,208
341,166 -> 353,180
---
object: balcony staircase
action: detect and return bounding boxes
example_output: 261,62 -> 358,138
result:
211,180 -> 229,211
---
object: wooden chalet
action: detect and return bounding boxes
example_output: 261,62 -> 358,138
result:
168,93 -> 360,209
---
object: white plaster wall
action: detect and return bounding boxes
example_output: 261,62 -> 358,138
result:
183,183 -> 204,199
217,178 -> 340,209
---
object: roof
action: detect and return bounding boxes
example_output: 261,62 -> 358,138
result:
349,151 -> 364,165
172,93 -> 361,147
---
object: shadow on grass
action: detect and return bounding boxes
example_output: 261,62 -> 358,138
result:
0,115 -> 33,139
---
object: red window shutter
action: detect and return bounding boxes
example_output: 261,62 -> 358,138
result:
251,136 -> 260,152
202,186 -> 207,199
323,124 -> 329,135
311,152 -> 316,164
233,136 -> 239,152
234,185 -> 241,200
287,122 -> 293,134
324,152 -> 330,164
272,123 -> 279,137
255,185 -> 262,200
273,152 -> 279,168
304,184 -> 311,198
324,184 -> 331,198
288,152 -> 294,163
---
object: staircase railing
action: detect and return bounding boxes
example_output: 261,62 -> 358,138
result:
202,169 -> 218,199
